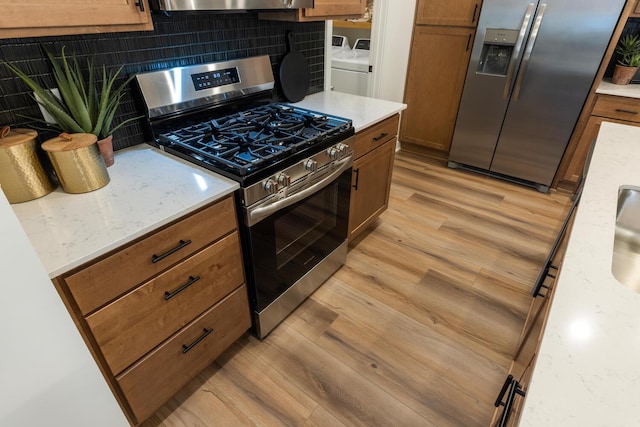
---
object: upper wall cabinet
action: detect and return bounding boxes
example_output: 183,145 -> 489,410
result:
416,0 -> 481,27
0,0 -> 153,39
259,0 -> 366,22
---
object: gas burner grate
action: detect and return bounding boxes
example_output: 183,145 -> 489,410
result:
157,103 -> 351,177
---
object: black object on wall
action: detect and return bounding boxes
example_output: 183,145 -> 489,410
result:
0,13 -> 325,151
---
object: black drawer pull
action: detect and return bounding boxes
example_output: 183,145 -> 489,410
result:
352,168 -> 360,190
496,378 -> 525,427
164,275 -> 201,301
471,3 -> 478,23
152,239 -> 192,263
372,132 -> 389,142
135,0 -> 145,11
182,328 -> 213,354
494,375 -> 513,407
615,108 -> 639,115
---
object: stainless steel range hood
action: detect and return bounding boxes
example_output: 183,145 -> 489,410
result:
151,0 -> 313,11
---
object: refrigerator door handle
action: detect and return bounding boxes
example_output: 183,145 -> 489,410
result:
503,3 -> 536,99
513,3 -> 547,101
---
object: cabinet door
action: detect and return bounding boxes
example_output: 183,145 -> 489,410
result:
0,0 -> 152,39
416,0 -> 481,27
348,138 -> 395,240
400,26 -> 474,152
305,0 -> 366,18
561,115 -> 639,186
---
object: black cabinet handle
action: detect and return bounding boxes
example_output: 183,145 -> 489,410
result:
373,132 -> 389,142
152,239 -> 192,264
182,328 -> 213,354
164,275 -> 201,301
466,34 -> 473,51
471,3 -> 478,23
615,108 -> 639,115
494,375 -> 513,407
496,378 -> 526,427
135,0 -> 145,12
352,168 -> 360,191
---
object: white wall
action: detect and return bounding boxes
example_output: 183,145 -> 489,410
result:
369,0 -> 417,102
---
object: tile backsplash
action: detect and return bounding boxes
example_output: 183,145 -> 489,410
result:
0,13 -> 325,150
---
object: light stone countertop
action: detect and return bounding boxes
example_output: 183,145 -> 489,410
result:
11,144 -> 239,278
520,122 -> 640,426
292,91 -> 407,132
597,79 -> 640,98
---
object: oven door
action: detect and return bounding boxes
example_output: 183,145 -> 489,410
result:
242,156 -> 352,336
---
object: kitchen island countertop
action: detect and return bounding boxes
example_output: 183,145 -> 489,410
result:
597,79 -> 640,98
293,91 -> 407,133
11,144 -> 239,278
521,122 -> 640,425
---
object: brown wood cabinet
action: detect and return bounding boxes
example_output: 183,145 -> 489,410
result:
0,0 -> 153,39
491,205 -> 576,427
348,115 -> 399,241
259,0 -> 365,22
53,194 -> 250,425
632,0 -> 640,17
416,0 -> 481,27
559,94 -> 640,187
400,25 -> 475,152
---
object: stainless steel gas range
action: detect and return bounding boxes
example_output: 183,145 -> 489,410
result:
135,55 -> 354,338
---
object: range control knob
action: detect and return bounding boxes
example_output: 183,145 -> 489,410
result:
336,143 -> 349,156
276,173 -> 291,187
327,146 -> 340,160
263,179 -> 279,194
304,159 -> 318,172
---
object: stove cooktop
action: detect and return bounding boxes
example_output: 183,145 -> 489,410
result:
153,103 -> 354,185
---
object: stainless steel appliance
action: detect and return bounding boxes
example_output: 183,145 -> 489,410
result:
135,55 -> 354,338
448,0 -> 626,192
150,0 -> 313,12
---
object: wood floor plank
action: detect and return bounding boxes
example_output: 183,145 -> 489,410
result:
250,324 -> 429,427
143,149 -> 572,426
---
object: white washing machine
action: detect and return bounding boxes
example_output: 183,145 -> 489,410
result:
331,37 -> 370,96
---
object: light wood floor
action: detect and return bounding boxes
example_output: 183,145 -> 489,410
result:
142,149 -> 572,427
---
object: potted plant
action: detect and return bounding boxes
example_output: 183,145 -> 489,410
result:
2,46 -> 140,166
612,34 -> 640,85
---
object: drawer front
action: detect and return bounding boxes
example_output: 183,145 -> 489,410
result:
117,284 -> 251,424
592,95 -> 640,123
66,196 -> 237,315
354,114 -> 399,160
86,232 -> 244,376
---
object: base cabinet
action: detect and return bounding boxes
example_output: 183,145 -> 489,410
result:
348,115 -> 399,241
491,204 -> 576,426
560,94 -> 640,188
53,195 -> 250,425
400,25 -> 475,152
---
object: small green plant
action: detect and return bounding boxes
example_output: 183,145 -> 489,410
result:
615,34 -> 640,67
2,46 -> 139,139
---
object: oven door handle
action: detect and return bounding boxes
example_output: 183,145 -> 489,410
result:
247,154 -> 353,226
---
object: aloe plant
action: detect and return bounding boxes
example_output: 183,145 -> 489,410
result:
3,46 -> 139,139
615,34 -> 640,67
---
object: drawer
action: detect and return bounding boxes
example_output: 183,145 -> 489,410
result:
86,232 -> 244,376
116,284 -> 251,424
354,114 -> 399,160
592,95 -> 640,123
65,196 -> 237,315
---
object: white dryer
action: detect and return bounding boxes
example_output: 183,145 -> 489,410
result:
331,38 -> 370,96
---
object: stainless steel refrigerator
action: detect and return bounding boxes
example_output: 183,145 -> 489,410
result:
448,0 -> 626,192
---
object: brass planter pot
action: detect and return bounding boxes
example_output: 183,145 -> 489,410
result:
42,133 -> 109,194
0,126 -> 55,203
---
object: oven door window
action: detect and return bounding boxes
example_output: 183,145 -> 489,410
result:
246,168 -> 351,312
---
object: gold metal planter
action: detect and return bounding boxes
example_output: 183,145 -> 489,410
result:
0,126 -> 55,203
42,133 -> 109,194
